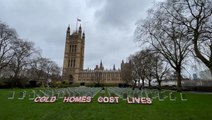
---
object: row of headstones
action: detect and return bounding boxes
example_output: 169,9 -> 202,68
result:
107,87 -> 188,101
8,87 -> 102,100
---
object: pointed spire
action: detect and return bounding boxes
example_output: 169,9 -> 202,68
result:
129,60 -> 132,64
100,60 -> 103,67
113,64 -> 116,70
121,59 -> 124,69
95,65 -> 99,70
66,24 -> 70,37
100,60 -> 104,70
78,24 -> 82,33
67,25 -> 70,32
82,31 -> 85,39
121,60 -> 124,64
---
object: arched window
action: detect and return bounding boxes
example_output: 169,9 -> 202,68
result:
69,75 -> 73,81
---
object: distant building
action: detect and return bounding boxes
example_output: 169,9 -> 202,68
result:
79,61 -> 122,84
62,24 -> 124,84
193,73 -> 198,80
199,70 -> 212,80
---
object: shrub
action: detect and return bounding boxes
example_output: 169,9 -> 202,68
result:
29,80 -> 38,87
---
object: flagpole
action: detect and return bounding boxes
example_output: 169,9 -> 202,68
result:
76,19 -> 78,32
76,18 -> 81,33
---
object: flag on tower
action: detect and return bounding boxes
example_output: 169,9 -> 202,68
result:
77,18 -> 81,22
76,18 -> 81,31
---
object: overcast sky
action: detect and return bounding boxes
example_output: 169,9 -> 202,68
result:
0,0 -> 163,70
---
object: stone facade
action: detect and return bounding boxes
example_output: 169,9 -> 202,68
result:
62,25 -> 84,82
62,24 -> 124,84
79,62 -> 122,84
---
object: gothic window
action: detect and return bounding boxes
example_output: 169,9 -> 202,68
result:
73,59 -> 76,67
69,45 -> 77,53
70,59 -> 73,68
68,60 -> 70,67
74,45 -> 77,53
69,45 -> 73,53
70,59 -> 76,68
69,45 -> 72,53
72,45 -> 74,53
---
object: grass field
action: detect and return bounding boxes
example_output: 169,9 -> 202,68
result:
0,88 -> 212,120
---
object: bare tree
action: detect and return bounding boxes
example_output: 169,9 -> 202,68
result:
49,62 -> 61,81
0,21 -> 61,87
135,2 -> 191,91
169,0 -> 212,74
129,49 -> 154,87
120,60 -> 133,84
29,57 -> 49,81
152,53 -> 170,89
10,39 -> 39,80
0,22 -> 17,71
44,60 -> 61,81
143,51 -> 155,87
130,49 -> 169,88
129,53 -> 144,87
28,56 -> 61,85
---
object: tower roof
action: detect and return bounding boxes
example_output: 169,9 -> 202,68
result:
113,64 -> 116,70
82,32 -> 85,39
99,60 -> 104,70
100,60 -> 103,66
78,24 -> 82,33
67,25 -> 70,32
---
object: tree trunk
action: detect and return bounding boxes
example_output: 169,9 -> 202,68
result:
194,38 -> 212,76
138,80 -> 140,87
210,67 -> 212,80
134,80 -> 137,87
13,68 -> 20,86
158,80 -> 161,90
148,80 -> 151,87
176,68 -> 182,92
142,79 -> 144,88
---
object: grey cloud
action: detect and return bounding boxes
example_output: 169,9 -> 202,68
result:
94,0 -> 153,30
0,0 -> 155,69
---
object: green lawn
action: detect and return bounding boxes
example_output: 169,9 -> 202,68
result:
0,88 -> 212,120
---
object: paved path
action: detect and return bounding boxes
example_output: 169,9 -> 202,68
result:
187,91 -> 212,94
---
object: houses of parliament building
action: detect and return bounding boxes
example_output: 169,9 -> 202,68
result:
62,24 -> 126,84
